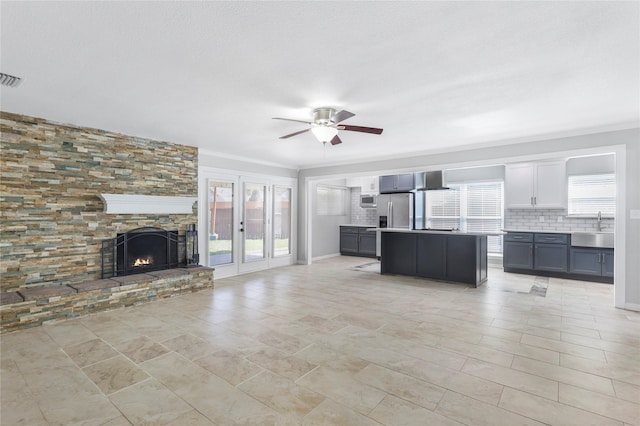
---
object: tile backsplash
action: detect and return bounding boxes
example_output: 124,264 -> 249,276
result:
505,209 -> 614,232
349,190 -> 615,232
350,188 -> 378,225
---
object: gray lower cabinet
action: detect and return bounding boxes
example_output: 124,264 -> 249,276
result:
570,248 -> 614,277
416,234 -> 447,280
381,232 -> 417,275
358,232 -> 377,257
504,232 -> 568,272
504,231 -> 612,282
382,232 -> 487,286
533,233 -> 568,272
503,233 -> 533,269
340,226 -> 376,258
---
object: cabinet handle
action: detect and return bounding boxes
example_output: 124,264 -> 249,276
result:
514,236 -> 524,239
531,196 -> 534,205
597,253 -> 601,263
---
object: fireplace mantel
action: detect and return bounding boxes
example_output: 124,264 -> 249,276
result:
99,194 -> 197,214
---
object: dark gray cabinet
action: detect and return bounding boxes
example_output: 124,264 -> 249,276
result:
381,232 -> 417,276
416,234 -> 447,280
340,226 -> 376,258
504,232 -> 568,272
534,233 -> 568,272
340,227 -> 359,255
447,235 -> 487,285
570,248 -> 614,277
503,233 -> 533,269
358,232 -> 377,257
382,232 -> 487,286
379,174 -> 415,193
504,231 -> 612,283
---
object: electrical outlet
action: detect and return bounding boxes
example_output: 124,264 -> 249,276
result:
539,216 -> 545,222
557,216 -> 563,223
631,209 -> 640,220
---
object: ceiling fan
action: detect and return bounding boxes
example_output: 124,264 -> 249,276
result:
273,107 -> 383,145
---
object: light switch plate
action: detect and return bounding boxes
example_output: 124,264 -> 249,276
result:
631,209 -> 640,220
539,216 -> 545,222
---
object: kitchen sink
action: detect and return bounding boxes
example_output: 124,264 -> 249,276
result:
571,232 -> 614,248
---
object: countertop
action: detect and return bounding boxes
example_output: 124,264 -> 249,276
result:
340,224 -> 376,227
502,229 -> 573,234
373,228 -> 504,237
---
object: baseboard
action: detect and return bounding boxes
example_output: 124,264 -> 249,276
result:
622,302 -> 640,312
312,253 -> 341,261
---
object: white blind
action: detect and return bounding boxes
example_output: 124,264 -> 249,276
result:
567,174 -> 616,216
426,181 -> 504,253
427,188 -> 460,217
316,185 -> 347,216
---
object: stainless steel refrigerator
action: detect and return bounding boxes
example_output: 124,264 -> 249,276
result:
376,192 -> 419,257
376,193 -> 414,229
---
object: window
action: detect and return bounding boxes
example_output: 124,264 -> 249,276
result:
426,181 -> 504,253
316,185 -> 347,216
567,174 -> 615,216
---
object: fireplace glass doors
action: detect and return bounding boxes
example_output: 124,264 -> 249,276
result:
102,227 -> 181,278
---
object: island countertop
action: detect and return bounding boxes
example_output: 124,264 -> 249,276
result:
372,228 -> 504,237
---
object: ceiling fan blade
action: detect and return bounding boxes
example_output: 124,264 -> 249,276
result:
341,125 -> 384,135
273,117 -> 313,125
279,128 -> 311,139
331,110 -> 355,124
330,135 -> 343,145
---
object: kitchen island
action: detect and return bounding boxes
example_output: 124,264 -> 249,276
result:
379,229 -> 501,287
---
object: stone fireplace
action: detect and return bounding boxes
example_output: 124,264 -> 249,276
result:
0,112 -> 213,333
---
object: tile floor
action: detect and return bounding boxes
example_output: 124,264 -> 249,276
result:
1,256 -> 639,425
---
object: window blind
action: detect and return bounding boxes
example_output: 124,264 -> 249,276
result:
426,181 -> 504,253
567,174 -> 615,216
316,185 -> 347,216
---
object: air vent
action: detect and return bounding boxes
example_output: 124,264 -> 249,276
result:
0,73 -> 23,88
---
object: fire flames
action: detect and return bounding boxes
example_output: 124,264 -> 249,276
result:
133,257 -> 152,267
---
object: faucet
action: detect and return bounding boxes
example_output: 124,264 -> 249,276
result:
597,211 -> 602,231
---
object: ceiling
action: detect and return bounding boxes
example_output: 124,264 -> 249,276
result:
1,1 -> 638,170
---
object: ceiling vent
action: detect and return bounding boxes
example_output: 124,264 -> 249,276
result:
0,73 -> 23,88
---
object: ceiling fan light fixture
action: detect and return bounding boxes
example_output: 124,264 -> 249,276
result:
310,125 -> 338,142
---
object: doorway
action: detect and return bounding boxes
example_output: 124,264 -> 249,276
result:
200,169 -> 296,278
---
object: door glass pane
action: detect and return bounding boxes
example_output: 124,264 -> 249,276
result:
273,186 -> 291,257
208,181 -> 234,266
244,183 -> 266,262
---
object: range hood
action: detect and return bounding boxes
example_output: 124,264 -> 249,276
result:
417,171 -> 450,191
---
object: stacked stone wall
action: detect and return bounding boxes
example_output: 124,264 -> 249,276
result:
0,112 -> 199,292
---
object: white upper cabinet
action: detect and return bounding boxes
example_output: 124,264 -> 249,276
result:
361,176 -> 379,194
505,161 -> 566,209
346,176 -> 379,194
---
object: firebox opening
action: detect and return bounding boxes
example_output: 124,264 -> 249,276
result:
133,257 -> 153,267
102,227 -> 180,277
101,225 -> 199,279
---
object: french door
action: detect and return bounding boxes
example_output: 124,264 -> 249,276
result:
199,169 -> 295,278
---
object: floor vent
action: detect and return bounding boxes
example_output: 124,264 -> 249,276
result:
0,73 -> 23,88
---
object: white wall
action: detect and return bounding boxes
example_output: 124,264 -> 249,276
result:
297,128 -> 640,310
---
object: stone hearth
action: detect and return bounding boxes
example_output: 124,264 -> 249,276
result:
1,267 -> 213,333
